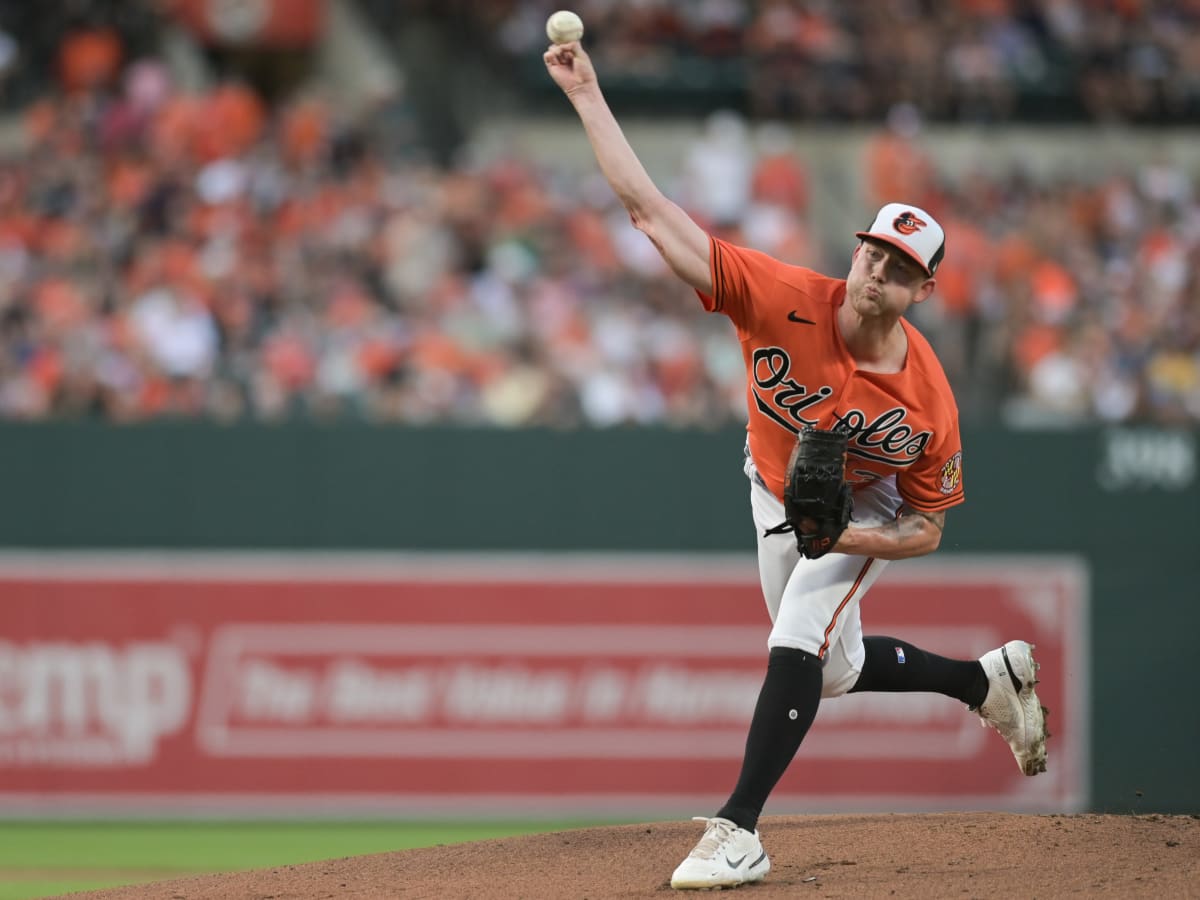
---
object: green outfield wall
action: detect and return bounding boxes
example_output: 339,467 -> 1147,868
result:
1,421 -> 1197,814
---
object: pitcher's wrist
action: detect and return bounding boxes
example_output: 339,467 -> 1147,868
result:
567,83 -> 603,107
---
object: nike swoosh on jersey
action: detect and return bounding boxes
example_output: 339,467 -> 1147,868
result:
787,311 -> 816,324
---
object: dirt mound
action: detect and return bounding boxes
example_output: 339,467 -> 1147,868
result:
64,813 -> 1198,899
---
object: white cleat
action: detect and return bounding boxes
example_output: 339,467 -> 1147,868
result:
976,640 -> 1048,776
670,816 -> 770,890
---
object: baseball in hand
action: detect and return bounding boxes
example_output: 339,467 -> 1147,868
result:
546,10 -> 584,44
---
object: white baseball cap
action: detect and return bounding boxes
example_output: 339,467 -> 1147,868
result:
855,202 -> 945,276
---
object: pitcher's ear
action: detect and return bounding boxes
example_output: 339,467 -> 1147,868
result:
912,279 -> 937,304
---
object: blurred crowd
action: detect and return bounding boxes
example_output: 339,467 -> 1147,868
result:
0,0 -> 1196,427
0,0 -> 162,112
0,61 -> 752,427
479,0 -> 1200,123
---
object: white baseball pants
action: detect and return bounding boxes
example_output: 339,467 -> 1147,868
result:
745,457 -> 902,698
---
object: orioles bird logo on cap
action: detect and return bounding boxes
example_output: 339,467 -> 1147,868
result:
893,211 -> 927,235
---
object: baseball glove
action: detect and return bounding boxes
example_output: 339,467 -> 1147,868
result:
765,426 -> 853,559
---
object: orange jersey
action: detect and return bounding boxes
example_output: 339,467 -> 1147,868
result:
699,237 -> 965,513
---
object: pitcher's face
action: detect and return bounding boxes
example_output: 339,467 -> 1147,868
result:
845,240 -> 934,318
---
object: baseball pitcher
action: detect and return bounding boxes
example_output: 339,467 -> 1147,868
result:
545,38 -> 1048,892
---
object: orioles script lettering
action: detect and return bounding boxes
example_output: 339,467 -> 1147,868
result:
751,347 -> 932,466
752,347 -> 833,429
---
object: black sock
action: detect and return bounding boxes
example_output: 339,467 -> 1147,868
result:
849,636 -> 988,707
716,646 -> 823,834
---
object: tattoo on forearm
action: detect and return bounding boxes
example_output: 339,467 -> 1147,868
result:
845,507 -> 944,558
891,516 -> 928,542
913,510 -> 945,533
878,508 -> 945,544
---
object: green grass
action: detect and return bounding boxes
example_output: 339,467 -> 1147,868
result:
0,820 -> 609,900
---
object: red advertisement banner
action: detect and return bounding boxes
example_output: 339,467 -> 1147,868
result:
0,554 -> 1087,815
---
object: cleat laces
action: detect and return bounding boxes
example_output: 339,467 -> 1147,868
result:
687,817 -> 736,859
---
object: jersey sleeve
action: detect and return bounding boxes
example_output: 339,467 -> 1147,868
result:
694,236 -> 783,331
896,423 -> 966,512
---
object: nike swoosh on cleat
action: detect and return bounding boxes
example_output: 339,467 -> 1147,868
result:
787,311 -> 816,324
724,853 -> 748,868
1000,646 -> 1023,694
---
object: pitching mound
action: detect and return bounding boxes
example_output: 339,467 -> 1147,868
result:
67,812 -> 1196,899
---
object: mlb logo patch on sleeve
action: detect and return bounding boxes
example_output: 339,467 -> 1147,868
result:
895,646 -> 906,664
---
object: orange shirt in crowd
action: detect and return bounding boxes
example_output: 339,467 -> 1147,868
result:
281,99 -> 328,165
751,153 -> 809,213
58,28 -> 122,93
865,131 -> 934,211
698,237 -> 965,513
197,83 -> 265,161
